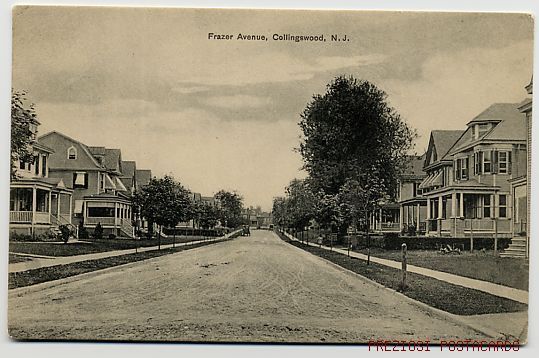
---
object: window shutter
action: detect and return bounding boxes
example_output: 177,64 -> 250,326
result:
508,151 -> 512,175
84,173 -> 89,189
492,151 -> 498,173
456,160 -> 461,180
466,156 -> 470,179
73,173 -> 77,187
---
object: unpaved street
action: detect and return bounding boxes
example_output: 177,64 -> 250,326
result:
9,230 -> 483,342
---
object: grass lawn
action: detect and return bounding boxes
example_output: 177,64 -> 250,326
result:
9,235 -> 219,258
9,239 -> 228,289
355,248 -> 528,291
277,233 -> 527,316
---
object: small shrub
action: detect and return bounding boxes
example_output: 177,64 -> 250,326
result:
9,231 -> 33,242
94,222 -> 104,240
108,233 -> 116,240
58,225 -> 72,244
78,221 -> 89,240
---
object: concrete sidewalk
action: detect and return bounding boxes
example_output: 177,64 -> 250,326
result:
9,230 -> 241,274
284,232 -> 528,304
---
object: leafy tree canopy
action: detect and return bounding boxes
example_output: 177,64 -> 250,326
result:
299,76 -> 416,199
11,90 -> 39,180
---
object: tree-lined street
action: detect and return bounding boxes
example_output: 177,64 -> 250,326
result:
9,230 -> 482,342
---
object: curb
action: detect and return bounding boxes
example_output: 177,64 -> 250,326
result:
279,232 -> 506,340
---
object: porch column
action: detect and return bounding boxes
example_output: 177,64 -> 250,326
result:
69,195 -> 73,224
31,186 -> 37,235
57,193 -> 61,221
459,193 -> 464,217
399,205 -> 404,231
114,202 -> 118,229
451,193 -> 457,218
426,199 -> 431,220
438,196 -> 443,219
416,203 -> 420,226
48,190 -> 52,223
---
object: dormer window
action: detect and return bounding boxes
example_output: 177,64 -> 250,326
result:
67,146 -> 77,160
474,123 -> 491,139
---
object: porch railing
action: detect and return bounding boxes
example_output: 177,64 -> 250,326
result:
464,219 -> 494,231
10,211 -> 33,223
375,222 -> 400,231
85,217 -> 115,226
10,211 -> 50,224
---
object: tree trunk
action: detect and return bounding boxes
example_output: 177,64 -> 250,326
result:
158,225 -> 161,250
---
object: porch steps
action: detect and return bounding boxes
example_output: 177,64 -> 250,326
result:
500,238 -> 528,258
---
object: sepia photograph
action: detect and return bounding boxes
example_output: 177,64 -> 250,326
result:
5,3 -> 534,348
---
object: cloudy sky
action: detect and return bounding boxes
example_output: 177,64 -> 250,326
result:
12,7 -> 533,210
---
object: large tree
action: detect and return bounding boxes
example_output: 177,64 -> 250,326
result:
215,190 -> 244,229
133,175 -> 193,248
299,76 -> 415,259
11,90 -> 39,180
299,76 -> 415,198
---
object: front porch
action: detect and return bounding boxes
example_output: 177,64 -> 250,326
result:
425,189 -> 512,238
82,194 -> 134,238
9,179 -> 73,236
371,204 -> 401,233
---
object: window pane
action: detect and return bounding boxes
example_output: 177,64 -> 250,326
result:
75,173 -> 86,185
499,207 -> 507,218
88,207 -> 115,217
484,195 -> 490,205
484,208 -> 490,218
499,195 -> 507,206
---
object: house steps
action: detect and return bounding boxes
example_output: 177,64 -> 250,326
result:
500,237 -> 528,258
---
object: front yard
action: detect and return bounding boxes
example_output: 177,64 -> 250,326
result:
356,248 -> 529,291
277,233 -> 527,316
9,235 -> 221,260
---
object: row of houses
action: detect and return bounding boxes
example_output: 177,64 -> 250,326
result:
10,128 -> 154,238
372,79 -> 532,258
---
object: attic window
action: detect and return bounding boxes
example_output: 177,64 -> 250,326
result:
476,123 -> 490,139
67,146 -> 77,160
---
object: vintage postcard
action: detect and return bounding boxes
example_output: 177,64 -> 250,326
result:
8,6 -> 532,346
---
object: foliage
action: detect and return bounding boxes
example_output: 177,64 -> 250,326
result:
215,190 -> 244,228
298,75 -> 415,196
58,225 -> 72,244
94,222 -> 104,240
78,221 -> 89,240
132,175 -> 194,233
196,202 -> 220,229
11,90 -> 40,180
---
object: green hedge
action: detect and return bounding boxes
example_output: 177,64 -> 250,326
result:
349,233 -> 511,251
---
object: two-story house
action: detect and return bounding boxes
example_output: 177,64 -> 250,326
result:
505,79 -> 533,258
398,154 -> 428,235
39,131 -> 134,238
421,103 -> 527,239
10,125 -> 73,236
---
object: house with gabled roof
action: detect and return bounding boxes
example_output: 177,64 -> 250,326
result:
420,103 -> 527,240
10,125 -> 74,236
39,131 -> 134,238
119,160 -> 137,195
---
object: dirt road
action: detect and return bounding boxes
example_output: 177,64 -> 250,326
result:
9,230 -> 483,342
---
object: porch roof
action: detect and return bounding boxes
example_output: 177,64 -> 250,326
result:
10,177 -> 73,192
83,192 -> 131,204
424,179 -> 499,196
